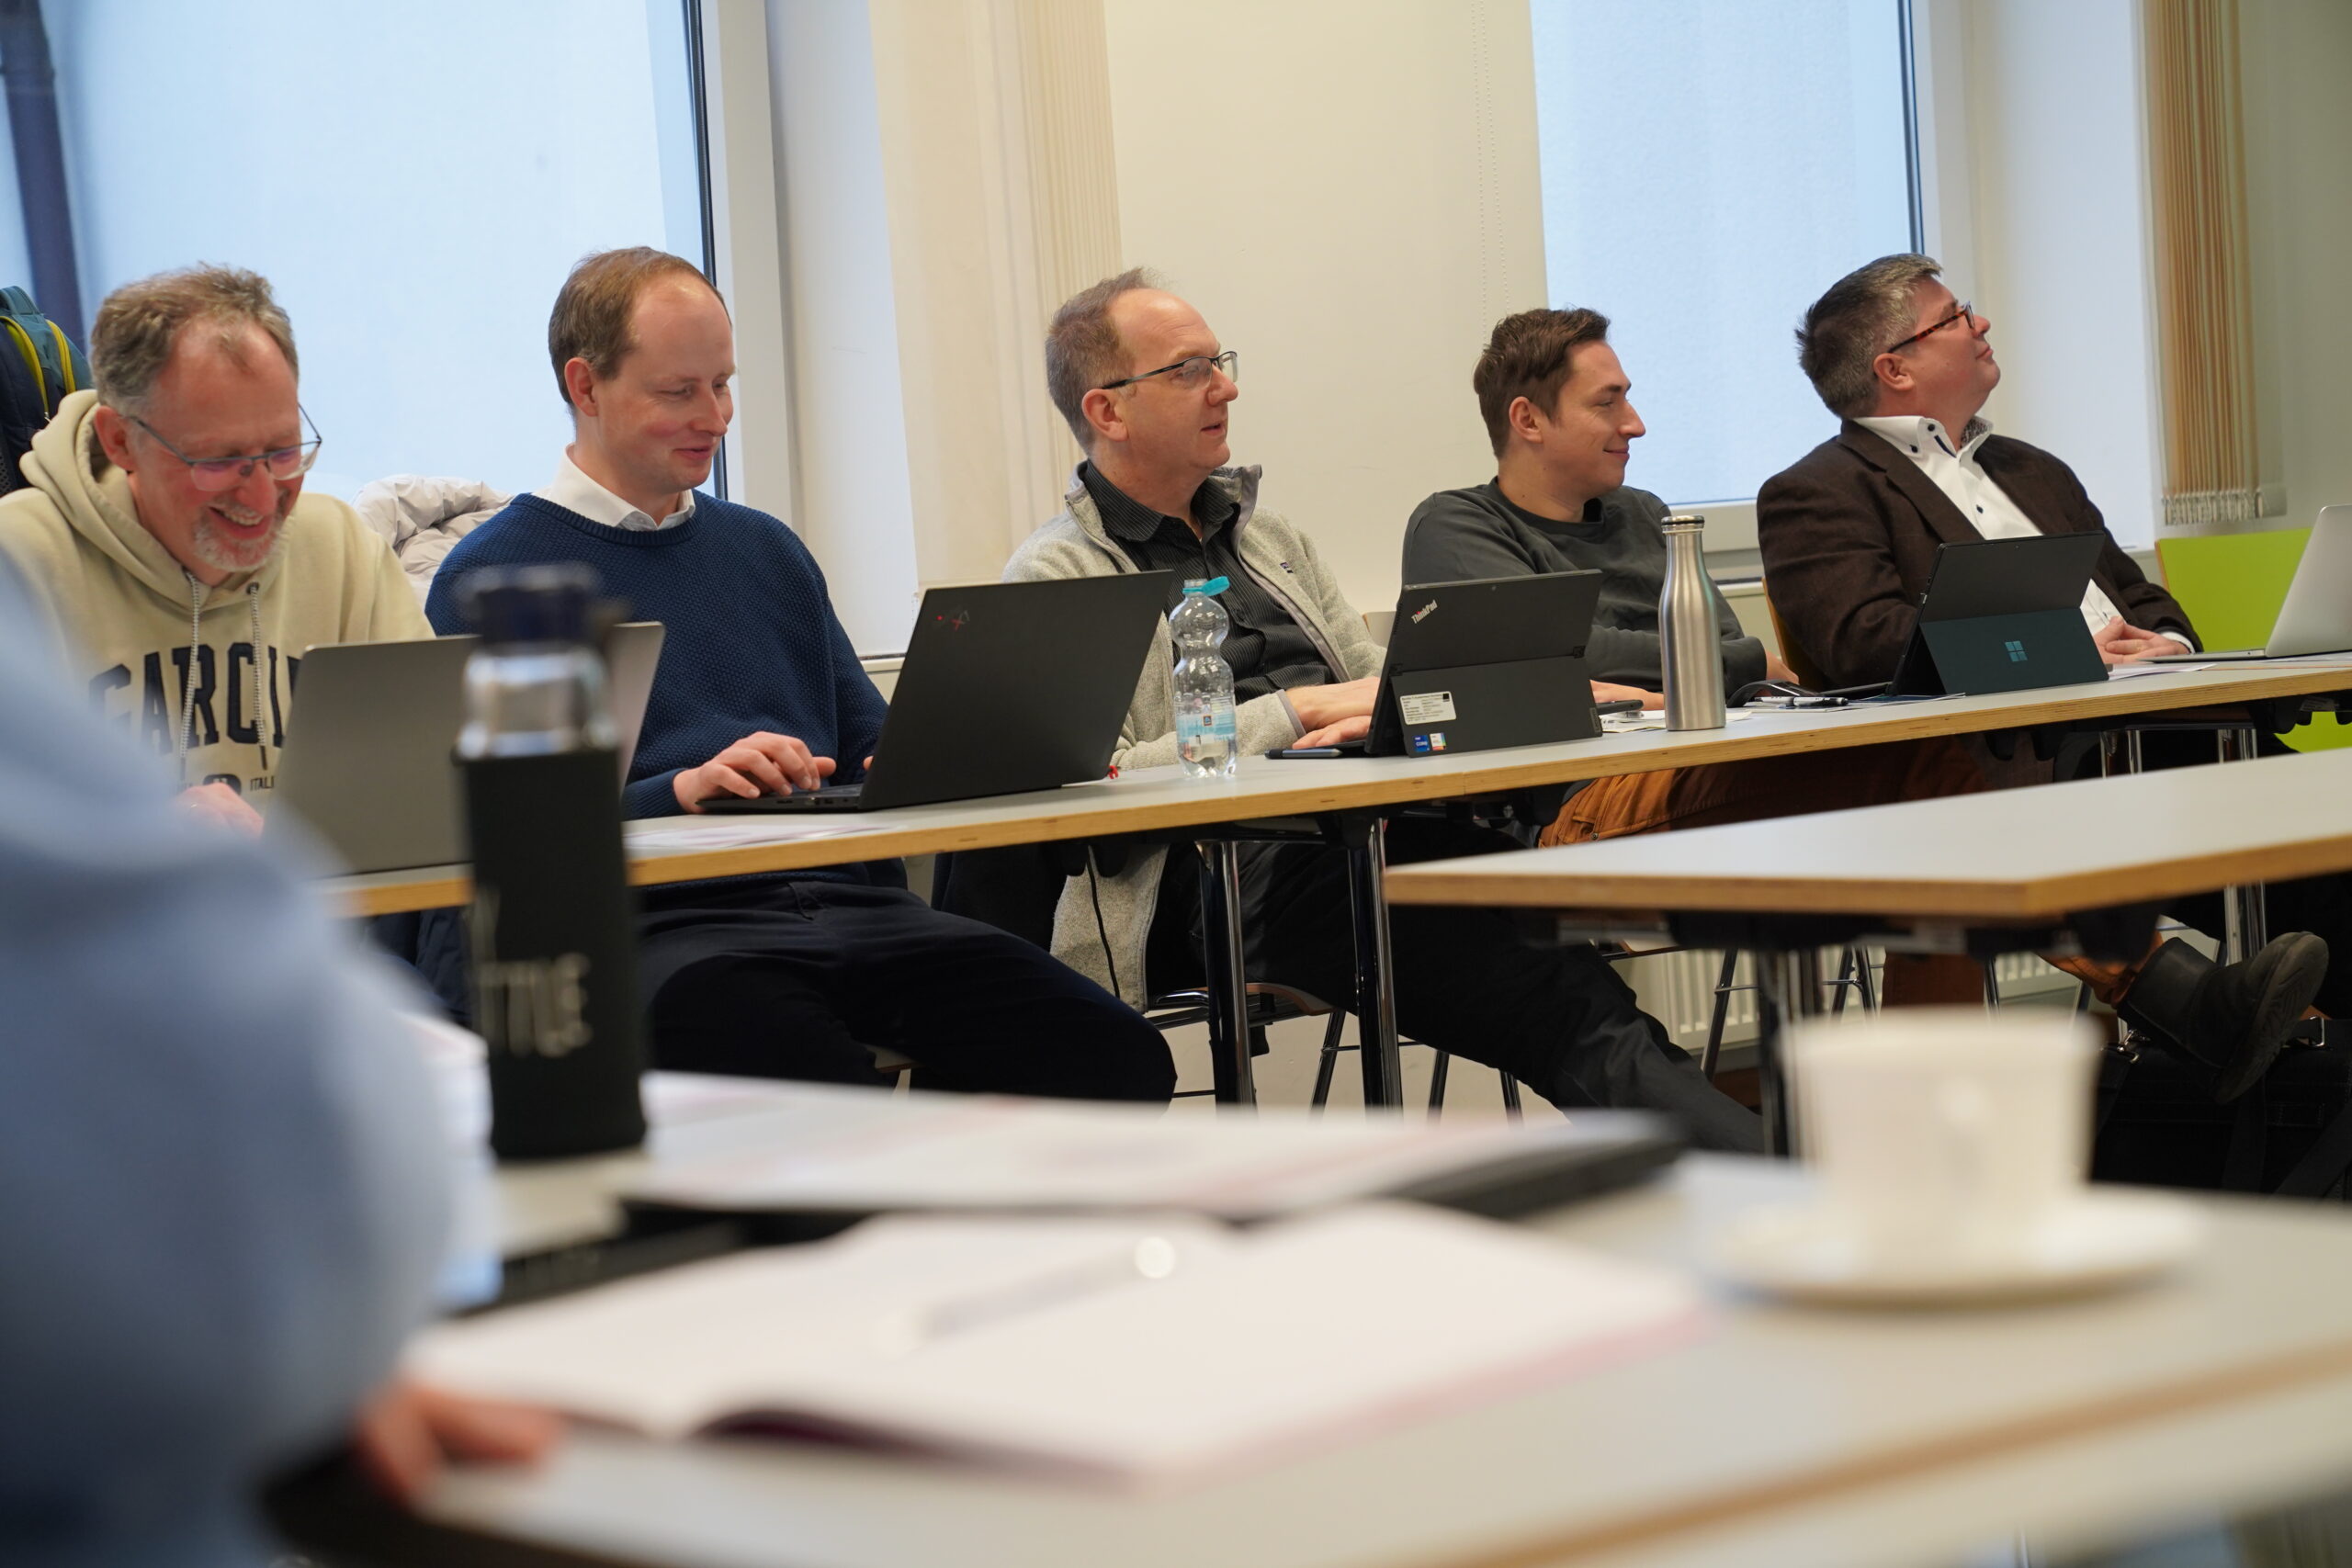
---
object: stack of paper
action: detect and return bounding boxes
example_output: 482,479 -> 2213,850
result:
407,1204 -> 1706,1489
621,1095 -> 1674,1221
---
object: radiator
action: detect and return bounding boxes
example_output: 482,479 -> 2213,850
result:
1619,947 -> 2080,1051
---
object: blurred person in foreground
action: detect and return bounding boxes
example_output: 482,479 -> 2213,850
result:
0,558 -> 550,1565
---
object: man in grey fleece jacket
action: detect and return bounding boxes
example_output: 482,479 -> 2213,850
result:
1000,272 -> 1759,1151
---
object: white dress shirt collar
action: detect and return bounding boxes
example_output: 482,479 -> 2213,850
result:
542,451 -> 695,531
1853,412 -> 1994,464
1850,413 -> 2188,650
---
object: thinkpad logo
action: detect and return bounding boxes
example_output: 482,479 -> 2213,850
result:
1410,600 -> 1438,625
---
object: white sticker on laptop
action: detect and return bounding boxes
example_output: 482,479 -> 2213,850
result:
1398,690 -> 1457,725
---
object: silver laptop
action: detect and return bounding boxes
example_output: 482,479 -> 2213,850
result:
2151,503 -> 2352,660
272,622 -> 665,874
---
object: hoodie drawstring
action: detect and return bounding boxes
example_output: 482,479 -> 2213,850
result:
176,570 -> 206,787
175,571 -> 271,784
246,582 -> 267,773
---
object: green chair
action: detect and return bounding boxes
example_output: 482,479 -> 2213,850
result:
2155,529 -> 2352,753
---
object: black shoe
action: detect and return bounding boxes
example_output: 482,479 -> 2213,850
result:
2120,934 -> 2328,1102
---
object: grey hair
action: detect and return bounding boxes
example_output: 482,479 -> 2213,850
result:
91,265 -> 299,417
1045,266 -> 1161,447
1795,253 -> 1944,419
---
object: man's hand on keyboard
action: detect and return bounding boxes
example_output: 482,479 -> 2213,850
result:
177,782 -> 265,837
674,732 -> 838,812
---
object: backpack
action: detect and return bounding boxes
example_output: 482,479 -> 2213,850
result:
0,286 -> 89,495
2095,1035 -> 2352,1200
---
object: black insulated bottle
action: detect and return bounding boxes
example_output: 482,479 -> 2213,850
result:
457,564 -> 647,1160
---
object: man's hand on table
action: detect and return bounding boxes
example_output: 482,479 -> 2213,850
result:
1593,681 -> 1664,711
674,732 -> 837,810
177,782 -> 265,836
1764,652 -> 1801,687
2095,619 -> 2177,666
355,1378 -> 562,1506
1295,713 -> 1374,749
1286,677 -> 1380,733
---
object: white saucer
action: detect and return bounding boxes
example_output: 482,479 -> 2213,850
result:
1705,1189 -> 2206,1307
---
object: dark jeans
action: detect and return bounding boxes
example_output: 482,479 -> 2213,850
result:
639,877 -> 1175,1102
1148,818 -> 1763,1153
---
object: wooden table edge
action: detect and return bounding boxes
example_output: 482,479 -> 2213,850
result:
1382,838 -> 2352,923
325,668 -> 2352,919
1433,1329 -> 2352,1568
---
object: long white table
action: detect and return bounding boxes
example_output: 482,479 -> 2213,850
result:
359,1156 -> 2352,1568
335,660 -> 2352,1111
327,660 -> 2352,919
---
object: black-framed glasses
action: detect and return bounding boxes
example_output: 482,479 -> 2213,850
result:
1098,350 -> 1238,392
1881,301 -> 1976,357
129,405 -> 322,492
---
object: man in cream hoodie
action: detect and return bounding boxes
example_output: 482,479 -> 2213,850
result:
0,265 -> 424,832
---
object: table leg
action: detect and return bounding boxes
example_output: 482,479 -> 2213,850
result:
1194,838 -> 1256,1107
2222,726 -> 2270,963
1754,948 -> 1824,1157
1341,816 -> 1404,1111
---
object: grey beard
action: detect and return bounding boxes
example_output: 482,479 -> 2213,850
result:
189,504 -> 288,575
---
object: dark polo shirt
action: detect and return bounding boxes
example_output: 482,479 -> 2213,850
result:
1080,463 -> 1336,704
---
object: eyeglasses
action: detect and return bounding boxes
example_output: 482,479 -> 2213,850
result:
1098,350 -> 1238,392
129,406 -> 322,492
1881,301 -> 1977,357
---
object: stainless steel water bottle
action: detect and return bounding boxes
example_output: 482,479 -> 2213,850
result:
457,563 -> 647,1161
1660,513 -> 1726,731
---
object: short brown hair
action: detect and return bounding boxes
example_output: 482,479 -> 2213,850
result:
1796,253 -> 1944,418
91,265 -> 298,417
547,247 -> 722,411
1046,266 -> 1160,447
1473,308 -> 1611,457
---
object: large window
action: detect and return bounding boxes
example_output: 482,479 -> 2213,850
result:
1529,0 -> 1919,511
0,0 -> 705,504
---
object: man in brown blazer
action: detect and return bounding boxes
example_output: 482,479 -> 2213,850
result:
1756,253 -> 2332,1100
1759,254 -> 2190,690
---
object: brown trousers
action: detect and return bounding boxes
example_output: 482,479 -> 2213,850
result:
1545,742 -> 2145,1007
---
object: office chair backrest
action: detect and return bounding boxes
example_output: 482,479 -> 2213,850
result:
2158,528 -> 2352,753
1760,579 -> 1832,691
2154,528 -> 2310,651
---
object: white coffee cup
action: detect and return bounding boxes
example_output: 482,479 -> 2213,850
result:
1788,1008 -> 2102,1275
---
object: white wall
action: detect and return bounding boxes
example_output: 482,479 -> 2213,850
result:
1948,0 -> 2164,547
1099,0 -> 1546,618
2240,0 -> 2352,528
769,0 -> 921,652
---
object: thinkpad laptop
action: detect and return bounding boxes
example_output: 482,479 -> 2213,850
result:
1886,534 -> 2107,695
273,621 -> 666,874
1274,570 -> 1606,759
2149,502 -> 2352,662
704,572 -> 1171,814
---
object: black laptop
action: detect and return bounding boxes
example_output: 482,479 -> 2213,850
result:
705,572 -> 1172,814
1285,571 -> 1605,759
1886,534 -> 2108,696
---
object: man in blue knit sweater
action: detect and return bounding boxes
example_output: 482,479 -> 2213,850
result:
429,249 -> 1171,1100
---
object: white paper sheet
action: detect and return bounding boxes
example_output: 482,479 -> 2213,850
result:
627,817 -> 885,850
406,1205 -> 1706,1488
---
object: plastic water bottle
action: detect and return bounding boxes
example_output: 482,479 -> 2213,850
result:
1170,577 -> 1238,779
456,563 -> 647,1161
